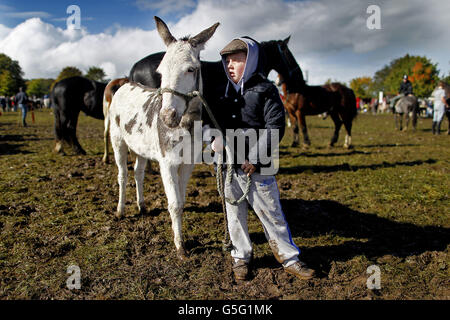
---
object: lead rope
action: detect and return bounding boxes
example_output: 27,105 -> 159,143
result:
191,91 -> 252,251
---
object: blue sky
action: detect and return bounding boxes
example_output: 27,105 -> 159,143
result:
0,0 -> 187,33
1,0 -> 449,85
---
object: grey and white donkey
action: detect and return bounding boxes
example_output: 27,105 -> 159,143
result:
108,16 -> 219,259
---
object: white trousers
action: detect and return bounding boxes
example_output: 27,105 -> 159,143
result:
224,168 -> 300,267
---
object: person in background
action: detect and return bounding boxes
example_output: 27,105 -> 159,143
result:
0,96 -> 6,113
390,74 -> 414,111
431,81 -> 447,135
15,87 -> 28,127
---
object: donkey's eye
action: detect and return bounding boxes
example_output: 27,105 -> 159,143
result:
187,67 -> 196,73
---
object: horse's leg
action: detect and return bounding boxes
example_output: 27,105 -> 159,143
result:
53,107 -> 65,154
395,113 -> 402,130
159,162 -> 187,260
298,112 -> 311,147
342,115 -> 353,149
112,137 -> 129,218
403,112 -> 409,131
411,109 -> 418,131
67,112 -> 86,155
329,112 -> 342,147
288,112 -> 299,147
134,155 -> 148,215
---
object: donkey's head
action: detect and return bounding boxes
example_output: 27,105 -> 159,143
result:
155,16 -> 219,128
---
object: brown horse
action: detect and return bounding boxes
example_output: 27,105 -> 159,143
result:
275,39 -> 357,148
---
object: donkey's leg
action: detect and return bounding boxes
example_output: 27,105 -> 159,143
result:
178,163 -> 195,203
159,162 -> 187,260
329,112 -> 343,147
112,138 -> 129,218
134,155 -> 147,214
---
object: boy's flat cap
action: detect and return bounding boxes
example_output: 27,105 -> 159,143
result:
220,39 -> 247,56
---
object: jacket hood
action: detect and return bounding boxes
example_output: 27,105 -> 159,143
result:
222,37 -> 260,96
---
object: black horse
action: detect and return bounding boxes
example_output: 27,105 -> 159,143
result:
128,38 -> 293,118
51,76 -> 106,154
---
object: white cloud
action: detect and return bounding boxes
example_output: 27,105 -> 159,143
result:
0,0 -> 449,85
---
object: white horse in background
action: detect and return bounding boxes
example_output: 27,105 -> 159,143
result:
108,16 -> 219,259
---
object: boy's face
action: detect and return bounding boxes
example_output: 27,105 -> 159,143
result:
225,52 -> 247,84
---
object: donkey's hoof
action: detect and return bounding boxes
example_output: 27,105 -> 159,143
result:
115,210 -> 124,220
176,247 -> 189,261
291,141 -> 299,147
138,206 -> 147,215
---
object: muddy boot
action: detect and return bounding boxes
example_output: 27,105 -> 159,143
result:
284,261 -> 316,280
232,259 -> 249,281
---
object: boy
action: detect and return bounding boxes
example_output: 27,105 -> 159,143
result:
209,37 -> 315,281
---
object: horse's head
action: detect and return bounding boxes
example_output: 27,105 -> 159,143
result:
261,37 -> 305,93
155,16 -> 219,128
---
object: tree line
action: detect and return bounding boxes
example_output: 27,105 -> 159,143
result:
350,54 -> 450,99
0,53 -> 107,98
2,52 -> 449,100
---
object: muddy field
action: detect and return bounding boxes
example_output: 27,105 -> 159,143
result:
0,110 -> 449,300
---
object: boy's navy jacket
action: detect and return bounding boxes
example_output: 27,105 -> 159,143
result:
203,37 -> 285,172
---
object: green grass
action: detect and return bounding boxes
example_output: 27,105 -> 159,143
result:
0,109 -> 449,299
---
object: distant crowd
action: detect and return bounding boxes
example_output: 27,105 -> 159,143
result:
0,93 -> 51,112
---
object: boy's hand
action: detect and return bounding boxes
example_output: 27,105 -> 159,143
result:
241,160 -> 256,176
211,136 -> 223,152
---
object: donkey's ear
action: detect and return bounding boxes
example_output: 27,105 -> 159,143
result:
283,36 -> 291,45
188,22 -> 220,49
155,16 -> 176,47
